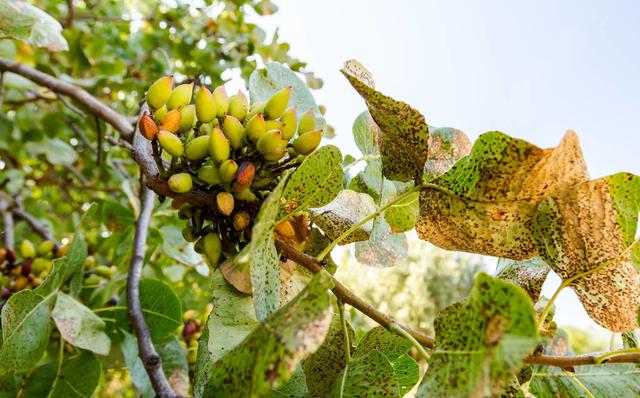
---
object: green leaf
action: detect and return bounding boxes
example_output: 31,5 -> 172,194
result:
51,292 -> 111,356
303,314 -> 355,397
48,353 -> 101,397
352,111 -> 380,157
416,131 -> 588,259
330,326 -> 419,397
279,145 -> 344,220
533,172 -> 640,331
204,273 -> 334,397
267,365 -> 309,397
24,139 -> 78,165
342,59 -> 429,182
117,279 -> 182,343
0,1 -> 68,51
122,332 -> 190,398
194,270 -> 259,397
354,216 -> 408,268
311,190 -> 377,244
0,289 -> 54,375
423,127 -> 472,180
384,189 -> 419,233
21,363 -> 55,398
496,257 -> 551,302
416,273 -> 538,398
0,375 -> 17,398
160,226 -> 202,267
36,230 -> 87,296
236,173 -> 290,321
249,62 -> 325,129
331,350 -> 399,398
529,365 -> 640,397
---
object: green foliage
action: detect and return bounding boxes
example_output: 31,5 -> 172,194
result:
530,365 -> 640,397
204,273 -> 333,397
0,1 -> 68,51
417,273 -> 538,397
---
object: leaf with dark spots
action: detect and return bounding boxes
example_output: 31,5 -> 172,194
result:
417,130 -> 588,260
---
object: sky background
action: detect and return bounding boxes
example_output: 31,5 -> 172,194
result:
253,0 -> 640,333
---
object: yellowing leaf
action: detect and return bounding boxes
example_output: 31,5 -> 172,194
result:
533,173 -> 640,331
416,130 -> 588,259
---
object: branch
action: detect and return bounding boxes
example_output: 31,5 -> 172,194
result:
0,58 -> 133,138
0,197 -> 15,250
10,205 -> 60,248
126,183 -> 181,398
275,238 -> 435,349
63,0 -> 75,28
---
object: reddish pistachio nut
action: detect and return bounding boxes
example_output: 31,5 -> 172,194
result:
235,161 -> 256,189
138,113 -> 159,140
159,108 -> 182,133
216,192 -> 235,216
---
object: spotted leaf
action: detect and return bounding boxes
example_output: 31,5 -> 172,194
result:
416,130 -> 588,259
532,173 -> 640,331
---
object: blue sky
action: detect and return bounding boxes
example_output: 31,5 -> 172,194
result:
256,1 -> 640,332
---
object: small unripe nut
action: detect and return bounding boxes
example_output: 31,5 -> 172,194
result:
146,75 -> 173,109
185,135 -> 210,160
168,173 -> 193,193
209,127 -> 230,164
293,129 -> 322,155
195,85 -> 217,123
20,239 -> 36,259
158,130 -> 184,157
245,113 -> 266,142
222,115 -> 246,149
265,86 -> 291,119
228,91 -> 249,121
219,159 -> 238,184
178,104 -> 196,133
197,165 -> 222,185
167,82 -> 194,110
213,85 -> 229,117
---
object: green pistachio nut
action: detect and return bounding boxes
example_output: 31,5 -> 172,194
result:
298,108 -> 316,134
213,85 -> 229,117
257,129 -> 283,156
247,100 -> 266,120
245,113 -> 266,142
168,173 -> 193,193
95,265 -> 115,279
36,240 -> 55,256
264,86 -> 291,119
197,165 -> 222,185
182,226 -> 199,242
280,106 -> 297,139
234,187 -> 258,202
208,127 -> 230,164
216,192 -> 235,216
179,104 -> 196,133
146,75 -> 173,109
198,123 -> 212,136
20,239 -> 36,259
195,85 -> 217,123
264,119 -> 284,132
153,105 -> 168,124
31,258 -> 52,275
262,146 -> 286,162
219,159 -> 238,183
228,91 -> 249,121
222,115 -> 246,149
293,129 -> 323,155
84,275 -> 102,285
201,233 -> 222,267
167,82 -> 194,110
185,135 -> 210,160
158,130 -> 184,157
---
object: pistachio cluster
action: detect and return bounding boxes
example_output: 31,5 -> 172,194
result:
139,76 -> 323,268
0,239 -> 59,305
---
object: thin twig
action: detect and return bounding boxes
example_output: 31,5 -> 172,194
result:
0,197 -> 15,250
0,58 -> 133,137
10,206 -> 60,248
64,0 -> 75,28
337,299 -> 352,363
126,182 -> 181,398
275,238 -> 436,349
